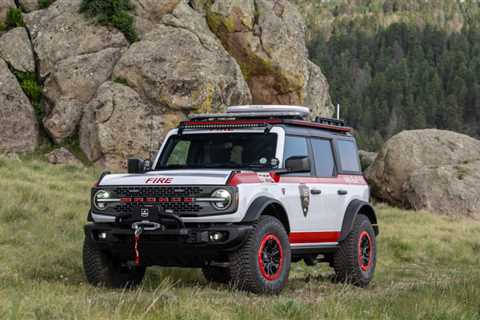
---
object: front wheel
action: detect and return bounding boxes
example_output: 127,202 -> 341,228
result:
229,216 -> 291,294
333,214 -> 376,287
83,239 -> 145,288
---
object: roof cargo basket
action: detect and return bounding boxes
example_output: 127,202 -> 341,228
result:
188,105 -> 310,122
179,105 -> 352,134
315,117 -> 345,127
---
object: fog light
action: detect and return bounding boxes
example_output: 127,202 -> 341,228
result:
209,232 -> 224,242
99,232 -> 108,240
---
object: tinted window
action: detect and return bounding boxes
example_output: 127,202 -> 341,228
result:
283,136 -> 309,164
337,140 -> 361,172
283,135 -> 310,176
157,133 -> 277,170
311,139 -> 335,177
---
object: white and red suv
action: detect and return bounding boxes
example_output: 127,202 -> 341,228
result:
83,105 -> 379,294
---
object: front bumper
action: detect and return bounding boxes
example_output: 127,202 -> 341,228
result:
84,223 -> 253,267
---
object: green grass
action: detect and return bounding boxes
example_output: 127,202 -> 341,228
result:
79,0 -> 138,43
0,156 -> 479,319
5,7 -> 24,29
12,70 -> 44,120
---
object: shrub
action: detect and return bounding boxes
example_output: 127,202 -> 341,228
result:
79,0 -> 138,43
13,71 -> 44,119
6,7 -> 24,29
38,0 -> 56,9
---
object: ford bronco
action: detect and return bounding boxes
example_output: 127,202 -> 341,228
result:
83,105 -> 379,294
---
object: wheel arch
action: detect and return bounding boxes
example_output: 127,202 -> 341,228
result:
242,196 -> 290,234
339,199 -> 378,242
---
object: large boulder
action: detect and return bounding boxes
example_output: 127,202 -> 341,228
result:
131,0 -> 181,37
43,98 -> 83,143
204,0 -> 332,115
0,59 -> 39,152
24,0 -> 128,141
43,47 -> 124,104
113,3 -> 251,113
366,129 -> 480,217
0,27 -> 35,73
80,82 -> 184,168
47,147 -> 83,167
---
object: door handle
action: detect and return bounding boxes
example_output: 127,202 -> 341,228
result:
337,189 -> 348,195
311,189 -> 322,195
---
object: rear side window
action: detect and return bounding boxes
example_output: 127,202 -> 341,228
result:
337,140 -> 361,172
311,138 -> 335,177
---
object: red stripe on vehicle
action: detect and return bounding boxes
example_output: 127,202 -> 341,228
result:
227,172 -> 261,186
228,173 -> 366,186
279,175 -> 367,185
289,231 -> 340,244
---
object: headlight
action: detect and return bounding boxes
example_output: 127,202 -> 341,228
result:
211,189 -> 232,210
93,190 -> 111,211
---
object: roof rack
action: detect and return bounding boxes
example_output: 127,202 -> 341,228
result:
181,105 -> 351,134
315,117 -> 346,127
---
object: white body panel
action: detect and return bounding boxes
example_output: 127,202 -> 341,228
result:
92,126 -> 370,247
99,170 -> 232,186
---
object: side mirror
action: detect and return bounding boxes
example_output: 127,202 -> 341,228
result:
128,158 -> 151,174
285,156 -> 310,173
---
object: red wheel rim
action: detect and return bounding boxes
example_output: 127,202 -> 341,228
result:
358,231 -> 372,272
258,233 -> 284,281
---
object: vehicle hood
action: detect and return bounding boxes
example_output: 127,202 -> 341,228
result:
98,170 -> 233,186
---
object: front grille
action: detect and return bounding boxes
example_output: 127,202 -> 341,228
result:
114,186 -> 204,198
112,186 -> 205,214
92,185 -> 237,217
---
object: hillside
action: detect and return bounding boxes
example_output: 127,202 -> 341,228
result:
0,0 -> 333,169
293,0 -> 480,150
0,156 -> 479,319
292,0 -> 480,41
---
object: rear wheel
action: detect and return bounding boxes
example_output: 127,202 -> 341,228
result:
333,214 -> 376,287
229,216 -> 291,294
83,239 -> 145,288
202,266 -> 231,284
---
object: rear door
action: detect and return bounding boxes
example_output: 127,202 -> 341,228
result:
308,137 -> 340,232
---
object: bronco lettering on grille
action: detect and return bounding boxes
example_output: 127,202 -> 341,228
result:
145,177 -> 173,184
120,197 -> 193,203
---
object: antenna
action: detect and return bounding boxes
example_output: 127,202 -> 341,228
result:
336,104 -> 340,120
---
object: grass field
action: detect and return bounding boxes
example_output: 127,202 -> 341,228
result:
0,156 -> 479,319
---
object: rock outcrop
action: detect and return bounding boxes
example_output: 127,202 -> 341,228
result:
0,0 -> 333,168
0,27 -> 35,73
47,147 -> 83,166
204,0 -> 332,111
0,59 -> 39,152
80,81 -> 183,168
366,129 -> 480,217
359,150 -> 377,171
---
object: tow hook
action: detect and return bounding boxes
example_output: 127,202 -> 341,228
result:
131,221 -> 163,231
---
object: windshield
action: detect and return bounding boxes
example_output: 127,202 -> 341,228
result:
156,133 -> 278,170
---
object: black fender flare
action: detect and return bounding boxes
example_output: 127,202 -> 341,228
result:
241,196 -> 290,233
339,199 -> 379,242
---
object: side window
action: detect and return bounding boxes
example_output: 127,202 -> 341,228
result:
337,139 -> 361,172
166,140 -> 190,165
311,138 -> 335,177
283,135 -> 310,175
283,135 -> 309,163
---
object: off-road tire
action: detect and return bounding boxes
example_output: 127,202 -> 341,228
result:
333,214 -> 376,287
83,239 -> 146,288
229,216 -> 291,294
202,266 -> 231,284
